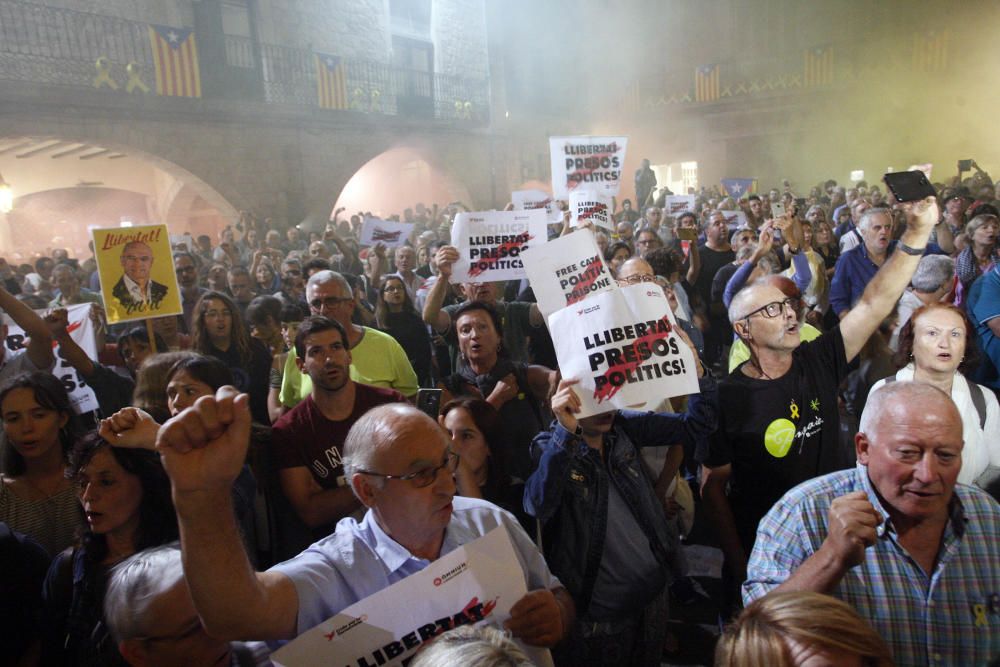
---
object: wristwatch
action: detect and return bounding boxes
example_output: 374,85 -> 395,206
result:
897,241 -> 925,256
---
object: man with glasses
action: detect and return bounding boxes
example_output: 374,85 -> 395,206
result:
279,270 -> 418,409
173,251 -> 206,333
272,316 -> 406,533
697,197 -> 940,612
634,229 -> 663,259
156,398 -> 574,650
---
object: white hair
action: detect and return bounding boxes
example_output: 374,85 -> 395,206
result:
105,543 -> 185,644
859,381 -> 958,437
410,625 -> 533,667
306,269 -> 351,295
856,207 -> 891,232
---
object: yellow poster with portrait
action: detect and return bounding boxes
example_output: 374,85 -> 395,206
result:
92,224 -> 183,324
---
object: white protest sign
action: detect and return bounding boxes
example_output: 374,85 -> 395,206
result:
549,136 -> 628,199
720,210 -> 747,228
511,189 -> 562,223
169,233 -> 196,254
271,525 -> 552,667
521,228 -> 615,319
359,217 -> 414,249
449,209 -> 548,284
548,283 -> 699,418
2,303 -> 100,414
569,191 -> 613,230
664,195 -> 696,216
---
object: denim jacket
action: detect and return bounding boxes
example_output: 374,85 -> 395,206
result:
524,376 -> 718,617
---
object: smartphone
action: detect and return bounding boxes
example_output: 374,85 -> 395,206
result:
883,170 -> 936,202
415,388 -> 442,418
676,228 -> 698,242
958,159 -> 973,172
770,202 -> 785,218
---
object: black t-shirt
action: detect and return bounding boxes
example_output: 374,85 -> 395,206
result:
695,245 -> 736,312
208,337 -> 272,425
696,327 -> 850,550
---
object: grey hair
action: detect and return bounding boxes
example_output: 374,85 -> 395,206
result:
410,625 -> 533,667
965,213 -> 999,239
857,207 -> 891,232
735,245 -> 755,261
859,381 -> 959,438
342,403 -> 440,499
910,255 -> 955,293
306,269 -> 351,295
729,280 -> 765,325
105,543 -> 185,644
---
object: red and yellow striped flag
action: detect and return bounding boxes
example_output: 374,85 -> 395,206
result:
315,53 -> 348,110
695,64 -> 719,102
803,46 -> 834,86
912,30 -> 949,72
148,24 -> 201,98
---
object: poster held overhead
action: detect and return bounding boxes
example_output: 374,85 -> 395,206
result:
448,209 -> 548,284
549,136 -> 628,199
92,224 -> 183,325
548,283 -> 699,418
719,210 -> 747,229
511,189 -> 562,223
521,229 -> 615,320
568,190 -> 613,230
359,217 -> 414,249
664,195 -> 696,216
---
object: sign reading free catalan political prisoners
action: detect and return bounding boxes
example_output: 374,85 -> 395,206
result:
449,209 -> 548,284
548,283 -> 699,418
521,228 -> 615,320
271,525 -> 553,667
92,224 -> 182,325
549,136 -> 628,199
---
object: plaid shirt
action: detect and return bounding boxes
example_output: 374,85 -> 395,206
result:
744,464 -> 1000,666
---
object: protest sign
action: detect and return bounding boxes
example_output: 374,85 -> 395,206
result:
2,303 -> 99,414
548,283 -> 699,418
511,189 -> 562,223
271,525 -> 552,667
663,195 -> 696,216
549,136 -> 628,199
168,232 -> 196,254
92,224 -> 182,325
359,217 -> 414,249
719,210 -> 747,229
449,209 -> 548,284
521,229 -> 615,319
569,190 -> 613,230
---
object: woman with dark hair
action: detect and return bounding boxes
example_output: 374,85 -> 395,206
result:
604,240 -> 632,276
439,396 -> 532,532
40,432 -> 177,666
869,303 -> 1000,491
252,257 -> 280,295
438,301 -> 554,483
375,275 -> 434,387
192,290 -> 272,424
0,372 -> 85,556
130,351 -> 199,423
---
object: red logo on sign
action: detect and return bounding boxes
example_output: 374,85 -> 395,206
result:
433,577 -> 443,587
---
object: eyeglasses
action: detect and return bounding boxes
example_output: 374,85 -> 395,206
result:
284,269 -> 302,276
742,297 -> 801,320
309,296 -> 353,311
383,285 -> 404,293
616,273 -> 656,286
357,449 -> 460,488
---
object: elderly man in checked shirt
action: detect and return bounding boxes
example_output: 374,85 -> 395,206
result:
744,381 -> 1000,666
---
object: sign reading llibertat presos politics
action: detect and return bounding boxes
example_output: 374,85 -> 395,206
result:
521,228 -> 615,320
270,525 -> 553,667
663,195 -> 697,217
569,190 -> 613,230
549,136 -> 628,199
359,217 -> 414,249
511,189 -> 563,223
548,283 -> 699,418
449,209 -> 548,284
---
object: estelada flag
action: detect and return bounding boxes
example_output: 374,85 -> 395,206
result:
721,178 -> 757,199
803,46 -> 834,86
148,24 -> 201,97
315,53 -> 348,110
695,64 -> 719,102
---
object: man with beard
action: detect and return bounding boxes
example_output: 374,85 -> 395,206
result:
271,316 -> 406,532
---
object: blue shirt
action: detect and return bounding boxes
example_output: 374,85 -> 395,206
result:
745,464 -> 1000,666
968,266 -> 1000,389
269,496 -> 560,637
830,241 -> 944,315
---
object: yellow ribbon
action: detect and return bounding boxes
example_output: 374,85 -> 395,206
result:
125,61 -> 149,94
789,400 -> 800,420
973,603 -> 989,628
93,56 -> 118,90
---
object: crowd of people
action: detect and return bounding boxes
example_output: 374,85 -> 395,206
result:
1,166 -> 999,666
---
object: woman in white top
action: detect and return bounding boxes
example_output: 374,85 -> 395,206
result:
869,303 -> 1000,488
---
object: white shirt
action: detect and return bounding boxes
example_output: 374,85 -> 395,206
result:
122,273 -> 151,302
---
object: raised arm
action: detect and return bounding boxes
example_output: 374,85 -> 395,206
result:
423,246 -> 458,332
0,285 -> 53,370
156,387 -> 299,640
840,197 -> 938,361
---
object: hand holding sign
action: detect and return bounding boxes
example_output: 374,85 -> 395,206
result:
434,245 -> 460,280
550,378 -> 583,434
505,588 -> 566,648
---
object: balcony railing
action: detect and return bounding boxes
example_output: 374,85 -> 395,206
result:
0,0 -> 490,126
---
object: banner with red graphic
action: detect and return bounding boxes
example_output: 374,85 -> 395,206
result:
270,525 -> 552,667
719,210 -> 747,229
569,190 -> 613,230
521,229 -> 615,319
664,195 -> 696,217
549,136 -> 628,199
547,283 -> 699,418
511,189 -> 562,223
449,210 -> 547,283
360,217 -> 414,249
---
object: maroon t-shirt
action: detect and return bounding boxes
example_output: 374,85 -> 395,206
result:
271,384 -> 407,488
